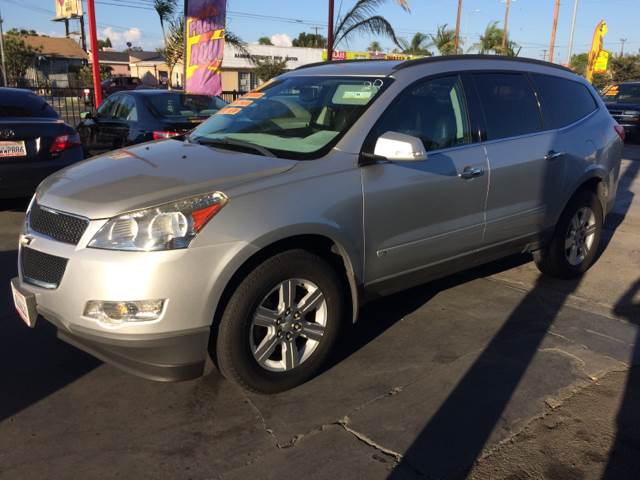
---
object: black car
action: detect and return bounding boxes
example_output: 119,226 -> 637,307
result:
77,90 -> 227,156
101,76 -> 143,97
602,81 -> 640,142
0,88 -> 84,199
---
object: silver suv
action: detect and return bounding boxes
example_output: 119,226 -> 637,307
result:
11,56 -> 623,393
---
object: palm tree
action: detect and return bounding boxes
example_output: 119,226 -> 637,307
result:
333,0 -> 410,50
368,41 -> 383,52
154,0 -> 177,47
472,22 -> 520,56
163,16 -> 184,89
399,32 -> 432,56
258,37 -> 273,46
429,24 -> 459,56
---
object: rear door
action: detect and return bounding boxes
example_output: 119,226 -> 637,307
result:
79,95 -> 118,154
108,94 -> 139,148
361,74 -> 489,285
474,72 -> 565,246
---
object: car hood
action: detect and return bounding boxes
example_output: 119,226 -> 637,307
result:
37,139 -> 296,219
605,101 -> 640,110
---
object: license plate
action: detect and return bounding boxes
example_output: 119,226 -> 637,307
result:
0,140 -> 27,158
11,279 -> 37,327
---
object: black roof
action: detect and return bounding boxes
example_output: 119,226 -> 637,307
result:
295,54 -> 573,74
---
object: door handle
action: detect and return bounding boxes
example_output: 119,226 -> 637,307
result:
459,166 -> 485,179
545,150 -> 565,161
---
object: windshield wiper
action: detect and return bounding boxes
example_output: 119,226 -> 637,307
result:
193,137 -> 276,157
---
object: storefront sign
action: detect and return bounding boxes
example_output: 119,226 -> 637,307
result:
54,0 -> 82,19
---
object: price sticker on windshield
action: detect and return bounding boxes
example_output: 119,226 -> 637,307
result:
231,99 -> 253,107
218,107 -> 242,115
243,92 -> 265,99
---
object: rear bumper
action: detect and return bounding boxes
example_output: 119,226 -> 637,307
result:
0,148 -> 84,199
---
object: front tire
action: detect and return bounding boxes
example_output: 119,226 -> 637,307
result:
534,190 -> 603,278
214,249 -> 345,393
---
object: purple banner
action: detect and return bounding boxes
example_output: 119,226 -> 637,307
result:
185,0 -> 226,95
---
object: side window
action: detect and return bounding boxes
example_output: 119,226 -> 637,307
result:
96,97 -> 117,118
473,73 -> 542,140
372,75 -> 471,151
531,74 -> 598,129
113,96 -> 138,121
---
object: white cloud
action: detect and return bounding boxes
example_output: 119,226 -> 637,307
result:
99,27 -> 144,50
270,33 -> 292,47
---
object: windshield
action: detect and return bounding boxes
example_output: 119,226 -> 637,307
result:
188,75 -> 390,159
602,83 -> 640,103
147,93 -> 227,119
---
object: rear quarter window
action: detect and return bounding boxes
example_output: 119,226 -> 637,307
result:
531,74 -> 598,129
473,73 -> 542,140
0,92 -> 58,118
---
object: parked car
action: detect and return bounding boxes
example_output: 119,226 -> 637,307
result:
0,88 -> 83,199
77,90 -> 227,156
602,81 -> 640,142
12,56 -> 623,393
101,76 -> 142,97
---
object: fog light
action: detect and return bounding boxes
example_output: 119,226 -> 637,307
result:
84,299 -> 165,325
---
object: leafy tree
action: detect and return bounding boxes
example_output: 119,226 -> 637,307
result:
610,55 -> 640,83
125,42 -> 144,52
254,58 -> 287,82
570,53 -> 588,76
399,32 -> 432,56
78,64 -> 113,85
4,34 -> 40,84
258,37 -> 273,45
8,28 -> 40,36
368,41 -> 382,52
97,37 -> 112,51
292,32 -> 326,48
333,0 -> 410,50
154,0 -> 177,48
429,24 -> 459,56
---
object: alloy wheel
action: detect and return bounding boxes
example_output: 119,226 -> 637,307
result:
564,206 -> 597,266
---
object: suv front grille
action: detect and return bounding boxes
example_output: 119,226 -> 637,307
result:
21,247 -> 68,289
29,203 -> 89,245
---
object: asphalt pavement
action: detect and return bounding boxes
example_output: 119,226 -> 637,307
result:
1,146 -> 639,480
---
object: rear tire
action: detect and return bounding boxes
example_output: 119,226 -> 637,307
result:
534,190 -> 603,279
214,249 -> 345,393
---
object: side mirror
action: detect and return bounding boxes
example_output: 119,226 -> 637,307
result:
80,111 -> 93,120
373,131 -> 427,162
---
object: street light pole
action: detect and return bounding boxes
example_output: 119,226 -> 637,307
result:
86,0 -> 102,107
565,0 -> 579,66
501,0 -> 511,52
0,6 -> 7,87
454,0 -> 463,53
327,0 -> 334,61
620,38 -> 627,57
548,0 -> 561,63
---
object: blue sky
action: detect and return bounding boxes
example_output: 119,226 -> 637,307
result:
0,0 -> 638,62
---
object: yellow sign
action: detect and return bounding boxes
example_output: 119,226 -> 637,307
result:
322,50 -> 424,62
55,0 -> 83,19
586,20 -> 608,83
593,50 -> 609,74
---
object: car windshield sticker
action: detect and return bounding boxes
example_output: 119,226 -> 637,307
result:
218,107 -> 242,115
332,82 -> 382,105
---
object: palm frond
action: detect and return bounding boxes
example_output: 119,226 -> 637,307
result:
335,15 -> 401,48
225,31 -> 250,58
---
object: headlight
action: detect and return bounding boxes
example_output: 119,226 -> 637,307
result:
88,191 -> 228,251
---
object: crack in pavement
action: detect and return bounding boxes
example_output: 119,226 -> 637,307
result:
336,415 -> 404,462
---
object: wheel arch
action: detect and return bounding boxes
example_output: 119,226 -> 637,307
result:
562,168 -> 609,218
210,232 -> 362,344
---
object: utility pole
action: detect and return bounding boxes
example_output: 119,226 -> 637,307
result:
0,6 -> 6,87
454,0 -> 463,53
620,38 -> 627,56
566,0 -> 579,66
80,15 -> 87,51
86,0 -> 102,107
542,49 -> 548,61
548,0 -> 561,63
501,0 -> 511,52
327,0 -> 334,61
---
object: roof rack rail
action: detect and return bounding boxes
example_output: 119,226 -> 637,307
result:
393,54 -> 573,73
294,58 -> 397,71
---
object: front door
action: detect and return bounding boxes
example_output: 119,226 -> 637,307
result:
361,75 -> 489,286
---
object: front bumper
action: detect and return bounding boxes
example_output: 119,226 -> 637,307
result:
14,218 -> 246,382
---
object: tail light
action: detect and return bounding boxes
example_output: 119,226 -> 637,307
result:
614,124 -> 626,142
50,133 -> 81,153
153,131 -> 180,140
